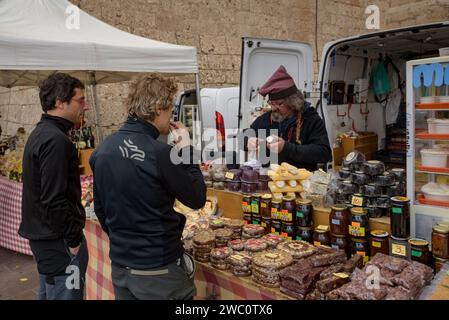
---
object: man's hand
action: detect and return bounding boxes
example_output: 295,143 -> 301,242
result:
69,245 -> 80,256
267,135 -> 285,154
170,121 -> 191,149
248,137 -> 262,151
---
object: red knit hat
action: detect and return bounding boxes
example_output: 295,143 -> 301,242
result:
259,65 -> 298,100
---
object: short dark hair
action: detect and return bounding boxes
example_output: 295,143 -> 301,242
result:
39,73 -> 85,112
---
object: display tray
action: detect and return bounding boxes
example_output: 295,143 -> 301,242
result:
416,165 -> 449,175
416,102 -> 449,110
416,132 -> 449,140
418,195 -> 449,208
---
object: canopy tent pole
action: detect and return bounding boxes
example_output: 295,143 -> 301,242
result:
88,72 -> 104,144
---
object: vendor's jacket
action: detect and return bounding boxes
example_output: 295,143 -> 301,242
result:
249,102 -> 332,171
19,114 -> 85,248
89,116 -> 206,269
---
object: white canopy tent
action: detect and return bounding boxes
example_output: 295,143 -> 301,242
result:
0,0 -> 201,142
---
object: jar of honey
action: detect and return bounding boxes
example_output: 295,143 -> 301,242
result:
329,204 -> 350,236
432,223 -> 449,259
251,193 -> 262,216
281,195 -> 296,223
242,194 -> 252,214
260,194 -> 272,219
369,230 -> 390,257
296,199 -> 313,227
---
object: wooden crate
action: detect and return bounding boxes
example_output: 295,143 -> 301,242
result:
341,132 -> 378,162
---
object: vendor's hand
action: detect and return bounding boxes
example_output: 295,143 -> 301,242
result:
69,245 -> 80,256
248,137 -> 262,151
267,135 -> 285,154
170,121 -> 191,149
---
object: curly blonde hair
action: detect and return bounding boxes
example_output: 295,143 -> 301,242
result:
127,74 -> 178,121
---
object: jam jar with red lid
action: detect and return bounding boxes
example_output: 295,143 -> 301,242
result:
296,199 -> 313,227
349,207 -> 369,238
329,204 -> 350,236
281,195 -> 296,223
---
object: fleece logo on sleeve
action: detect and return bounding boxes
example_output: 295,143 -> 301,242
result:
119,139 -> 145,162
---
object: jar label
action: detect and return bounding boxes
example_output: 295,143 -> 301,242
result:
349,226 -> 365,237
281,209 -> 289,221
331,244 -> 339,250
252,219 -> 260,225
331,219 -> 341,225
333,272 -> 349,279
296,236 -> 302,240
281,232 -> 292,240
261,203 -> 267,208
356,251 -> 366,256
352,222 -> 361,228
242,203 -> 251,213
261,222 -> 267,227
351,196 -> 364,206
392,243 -> 406,256
225,172 -> 235,180
297,211 -> 304,218
251,202 -> 259,214
372,241 -> 381,248
285,213 -> 293,222
392,207 -> 403,214
271,228 -> 279,235
411,249 -> 422,258
314,241 -> 321,246
271,208 -> 279,219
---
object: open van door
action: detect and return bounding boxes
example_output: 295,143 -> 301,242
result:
239,37 -> 314,130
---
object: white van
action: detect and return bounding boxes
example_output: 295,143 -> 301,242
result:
178,21 -> 449,165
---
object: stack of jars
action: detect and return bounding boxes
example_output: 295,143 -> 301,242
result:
279,195 -> 296,240
295,199 -> 314,244
349,206 -> 370,264
336,154 -> 406,220
241,193 -> 273,234
389,196 -> 411,260
432,222 -> 449,273
329,204 -> 351,258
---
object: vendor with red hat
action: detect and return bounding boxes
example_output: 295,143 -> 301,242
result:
247,65 -> 332,171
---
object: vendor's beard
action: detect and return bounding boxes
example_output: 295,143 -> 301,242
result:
270,111 -> 288,123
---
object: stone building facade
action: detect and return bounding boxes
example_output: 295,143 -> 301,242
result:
1,0 -> 448,138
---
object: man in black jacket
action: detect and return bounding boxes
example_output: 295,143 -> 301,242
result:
19,73 -> 89,300
247,65 -> 332,171
90,75 -> 207,300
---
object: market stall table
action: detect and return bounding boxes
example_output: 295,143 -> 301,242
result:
0,176 -> 32,256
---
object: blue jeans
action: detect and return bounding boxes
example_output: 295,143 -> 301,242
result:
37,236 -> 89,300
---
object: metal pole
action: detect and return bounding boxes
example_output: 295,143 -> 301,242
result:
88,72 -> 104,144
195,73 -> 203,154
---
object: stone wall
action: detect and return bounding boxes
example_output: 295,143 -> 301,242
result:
1,0 -> 448,138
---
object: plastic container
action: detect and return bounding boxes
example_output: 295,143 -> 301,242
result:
420,148 -> 449,168
421,182 -> 449,201
427,118 -> 437,133
439,96 -> 449,103
420,96 -> 437,104
434,119 -> 449,134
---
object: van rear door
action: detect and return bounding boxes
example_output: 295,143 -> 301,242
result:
239,37 -> 314,129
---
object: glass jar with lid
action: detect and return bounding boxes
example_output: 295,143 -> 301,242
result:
432,223 -> 449,259
313,226 -> 331,247
349,207 -> 369,238
260,194 -> 272,219
330,234 -> 350,258
351,237 -> 370,265
296,226 -> 313,244
369,230 -> 390,257
251,193 -> 262,216
409,238 -> 432,266
329,204 -> 350,236
296,199 -> 313,227
242,194 -> 252,214
281,195 -> 296,223
390,196 -> 410,238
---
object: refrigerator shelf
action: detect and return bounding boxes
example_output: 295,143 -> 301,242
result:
416,165 -> 449,175
415,132 -> 449,140
416,102 -> 449,110
417,195 -> 449,208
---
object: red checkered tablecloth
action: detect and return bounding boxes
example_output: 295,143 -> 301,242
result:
84,219 -> 292,300
0,176 -> 32,256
